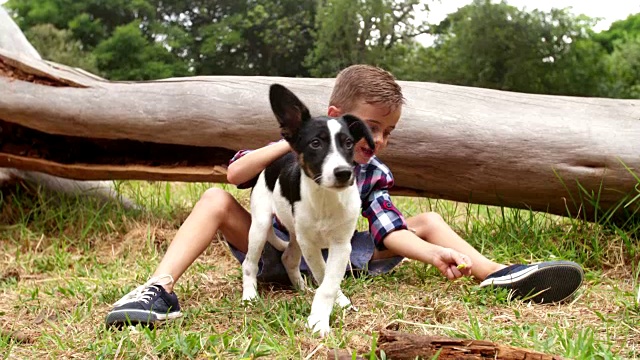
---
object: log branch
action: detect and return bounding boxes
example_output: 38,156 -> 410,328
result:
377,330 -> 564,359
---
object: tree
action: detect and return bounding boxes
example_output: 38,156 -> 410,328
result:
305,0 -> 428,77
592,13 -> 640,98
93,21 -> 189,80
605,36 -> 640,99
6,0 -> 185,79
416,0 -> 609,97
194,0 -> 316,76
7,0 -> 157,48
7,0 -> 317,78
24,23 -> 100,74
594,13 -> 640,53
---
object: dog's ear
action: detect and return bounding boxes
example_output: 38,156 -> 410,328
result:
269,84 -> 311,142
343,114 -> 375,152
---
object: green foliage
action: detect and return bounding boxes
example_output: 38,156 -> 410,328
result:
305,0 -> 428,77
595,13 -> 640,53
194,0 -> 316,76
7,0 -> 156,48
24,23 -> 100,74
2,181 -> 638,358
605,36 -> 640,98
411,0 -> 611,96
93,21 -> 188,80
5,0 -> 640,97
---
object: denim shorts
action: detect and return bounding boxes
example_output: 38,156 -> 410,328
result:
226,226 -> 404,285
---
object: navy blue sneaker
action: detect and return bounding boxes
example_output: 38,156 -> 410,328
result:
479,261 -> 584,304
106,275 -> 182,328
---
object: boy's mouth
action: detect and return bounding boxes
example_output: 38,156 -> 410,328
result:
360,146 -> 374,158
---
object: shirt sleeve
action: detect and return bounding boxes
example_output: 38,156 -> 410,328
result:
228,149 -> 256,189
361,171 -> 408,251
229,149 -> 252,166
228,139 -> 286,189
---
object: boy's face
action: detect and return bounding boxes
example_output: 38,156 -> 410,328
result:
328,101 -> 401,164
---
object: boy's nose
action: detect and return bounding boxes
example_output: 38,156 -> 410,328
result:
374,133 -> 384,145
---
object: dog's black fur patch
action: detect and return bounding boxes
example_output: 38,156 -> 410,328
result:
261,84 -> 375,210
264,152 -> 301,207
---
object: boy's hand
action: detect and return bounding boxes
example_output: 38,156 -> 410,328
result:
431,248 -> 472,280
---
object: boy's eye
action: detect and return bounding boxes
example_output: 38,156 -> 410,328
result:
310,139 -> 322,149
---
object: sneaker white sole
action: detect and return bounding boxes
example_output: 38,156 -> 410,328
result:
479,261 -> 584,304
106,309 -> 182,327
479,265 -> 541,287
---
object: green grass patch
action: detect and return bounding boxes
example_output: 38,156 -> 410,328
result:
1,179 -> 639,359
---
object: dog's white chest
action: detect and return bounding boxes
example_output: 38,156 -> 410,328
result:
272,179 -> 361,248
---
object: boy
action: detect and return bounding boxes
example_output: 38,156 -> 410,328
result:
106,65 -> 584,327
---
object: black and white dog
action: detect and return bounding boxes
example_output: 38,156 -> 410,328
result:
241,84 -> 375,336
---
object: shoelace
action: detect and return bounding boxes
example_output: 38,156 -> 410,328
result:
112,274 -> 174,307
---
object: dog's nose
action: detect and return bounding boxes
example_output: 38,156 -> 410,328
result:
334,167 -> 352,183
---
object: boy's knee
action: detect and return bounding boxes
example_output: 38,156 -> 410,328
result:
198,188 -> 236,214
413,212 -> 445,238
422,212 -> 444,224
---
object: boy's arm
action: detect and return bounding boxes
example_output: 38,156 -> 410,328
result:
227,140 -> 291,185
382,231 -> 471,280
361,160 -> 471,279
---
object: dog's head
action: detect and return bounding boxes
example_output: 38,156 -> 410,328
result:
269,84 -> 375,189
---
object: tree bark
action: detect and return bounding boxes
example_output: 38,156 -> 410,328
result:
1,16 -> 639,220
377,330 -> 563,359
0,6 -> 137,209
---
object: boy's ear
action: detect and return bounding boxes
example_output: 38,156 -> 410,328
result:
327,105 -> 341,118
342,114 -> 375,151
269,84 -> 311,142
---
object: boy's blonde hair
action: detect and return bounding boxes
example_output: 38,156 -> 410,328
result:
329,64 -> 405,113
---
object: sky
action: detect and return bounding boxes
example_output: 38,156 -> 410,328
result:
420,0 -> 640,32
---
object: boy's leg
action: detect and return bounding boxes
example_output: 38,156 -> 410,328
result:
406,212 -> 504,280
106,188 -> 251,328
370,212 -> 503,279
153,188 -> 251,292
375,212 -> 584,304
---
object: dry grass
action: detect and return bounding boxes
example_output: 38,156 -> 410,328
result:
1,181 -> 639,359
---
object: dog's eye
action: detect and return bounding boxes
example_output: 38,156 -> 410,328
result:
310,139 -> 322,149
344,139 -> 354,150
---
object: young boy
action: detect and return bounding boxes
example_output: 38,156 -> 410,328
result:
106,65 -> 584,327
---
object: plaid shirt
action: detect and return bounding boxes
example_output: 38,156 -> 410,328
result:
229,147 -> 408,250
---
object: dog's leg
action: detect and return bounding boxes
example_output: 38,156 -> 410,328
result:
334,289 -> 353,309
281,232 -> 306,291
302,241 -> 351,336
241,184 -> 274,303
266,228 -> 289,252
325,243 -> 353,310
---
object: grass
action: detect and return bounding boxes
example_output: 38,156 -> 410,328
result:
1,179 -> 639,359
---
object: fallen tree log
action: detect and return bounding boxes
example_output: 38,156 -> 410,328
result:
1,36 -> 639,221
376,330 -> 563,359
0,5 -> 137,209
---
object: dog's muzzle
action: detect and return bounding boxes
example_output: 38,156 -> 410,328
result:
333,166 -> 354,187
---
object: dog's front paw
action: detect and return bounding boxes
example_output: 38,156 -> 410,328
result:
334,291 -> 356,310
241,288 -> 259,303
306,313 -> 331,337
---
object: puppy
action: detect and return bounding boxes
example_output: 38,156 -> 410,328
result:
241,84 -> 375,336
